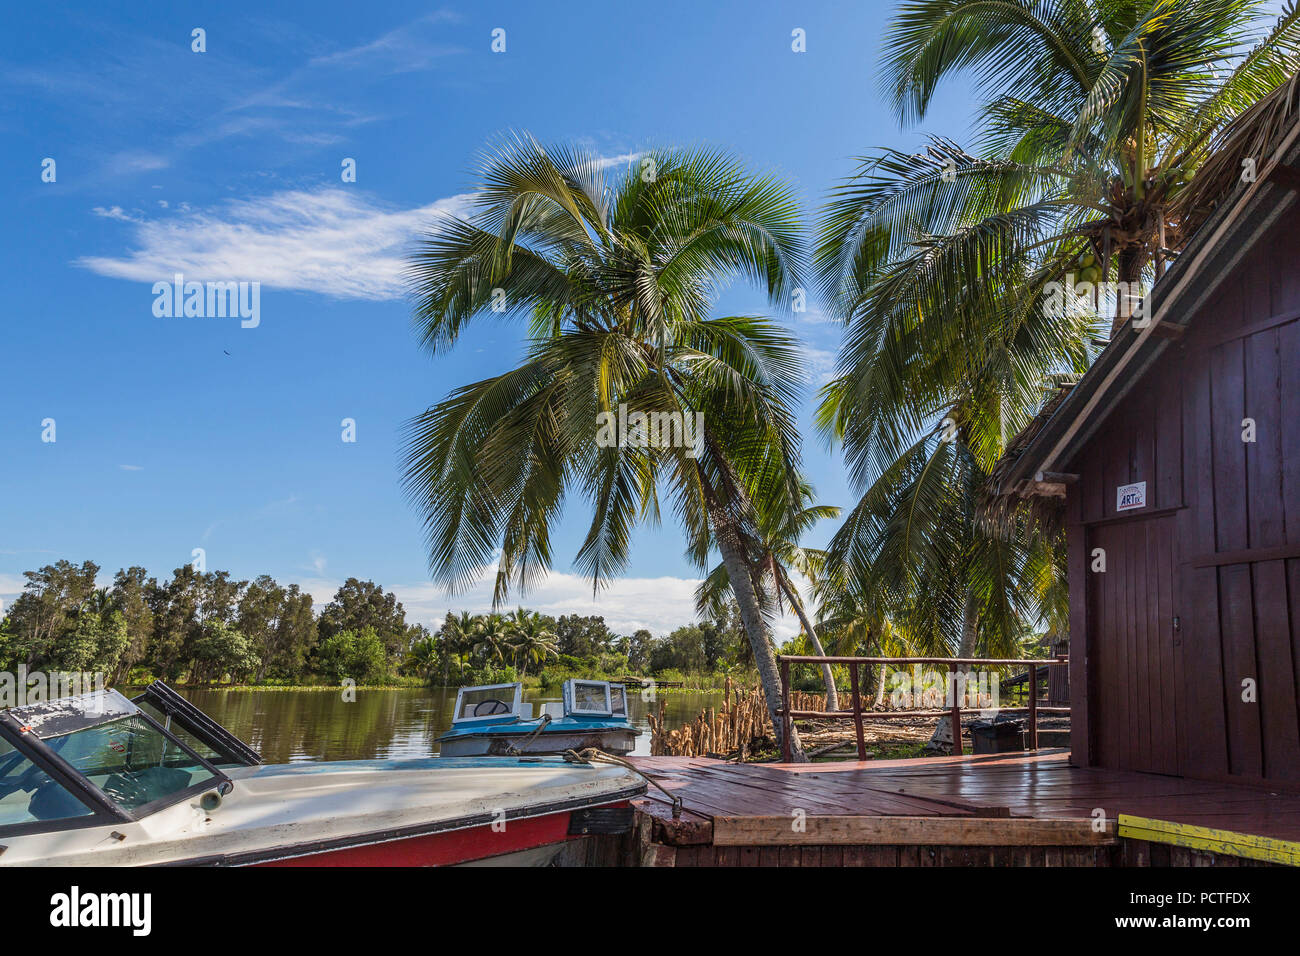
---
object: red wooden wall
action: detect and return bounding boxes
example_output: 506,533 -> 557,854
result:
1065,203 -> 1300,786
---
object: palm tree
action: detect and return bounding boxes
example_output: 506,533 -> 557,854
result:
504,607 -> 559,678
471,613 -> 512,667
403,635 -> 439,682
828,0 -> 1300,336
402,136 -> 810,756
696,481 -> 843,709
81,587 -> 113,616
814,0 -> 1299,664
436,611 -> 476,687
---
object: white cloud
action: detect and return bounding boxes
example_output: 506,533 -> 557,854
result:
118,464 -> 143,471
302,11 -> 462,75
104,152 -> 170,176
77,188 -> 477,300
802,345 -> 839,385
0,574 -> 25,613
92,206 -> 143,224
294,562 -> 803,641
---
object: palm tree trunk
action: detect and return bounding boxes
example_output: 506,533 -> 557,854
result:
957,590 -> 979,659
712,515 -> 805,760
1111,244 -> 1144,335
929,591 -> 980,750
776,572 -> 838,711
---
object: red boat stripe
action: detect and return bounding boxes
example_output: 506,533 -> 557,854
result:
254,806 -> 615,867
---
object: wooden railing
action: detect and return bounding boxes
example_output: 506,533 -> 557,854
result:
775,655 -> 1070,762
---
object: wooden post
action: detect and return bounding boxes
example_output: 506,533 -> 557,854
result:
849,661 -> 866,760
949,663 -> 962,756
780,658 -> 792,763
1027,664 -> 1039,750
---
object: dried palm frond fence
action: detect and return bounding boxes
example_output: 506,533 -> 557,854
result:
647,678 -> 907,760
777,655 -> 1070,762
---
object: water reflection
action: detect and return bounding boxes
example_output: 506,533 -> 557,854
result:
172,686 -> 725,763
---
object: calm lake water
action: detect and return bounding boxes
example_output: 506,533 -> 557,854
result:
168,686 -> 725,763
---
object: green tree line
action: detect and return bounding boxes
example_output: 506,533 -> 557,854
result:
0,559 -> 757,688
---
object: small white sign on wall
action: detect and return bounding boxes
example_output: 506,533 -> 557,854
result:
1116,481 -> 1147,512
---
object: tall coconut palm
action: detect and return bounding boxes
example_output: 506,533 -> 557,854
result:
437,610 -> 476,687
470,613 -> 512,667
696,481 -> 843,709
833,0 -> 1300,337
402,136 -> 810,756
504,606 -> 559,678
403,635 -> 440,682
815,0 -> 1299,663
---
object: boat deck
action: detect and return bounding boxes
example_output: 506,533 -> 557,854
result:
628,750 -> 1300,866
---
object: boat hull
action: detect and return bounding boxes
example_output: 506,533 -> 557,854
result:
0,757 -> 645,867
438,727 -> 639,758
251,802 -> 631,867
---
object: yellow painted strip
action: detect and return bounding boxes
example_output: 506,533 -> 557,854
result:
1117,813 -> 1300,866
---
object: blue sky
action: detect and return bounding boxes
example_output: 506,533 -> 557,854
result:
0,1 -> 977,636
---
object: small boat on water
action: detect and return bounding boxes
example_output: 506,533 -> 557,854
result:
437,679 -> 638,757
0,682 -> 643,866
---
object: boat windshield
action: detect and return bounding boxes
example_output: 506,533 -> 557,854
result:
610,684 -> 627,717
454,684 -> 522,722
568,680 -> 613,715
0,737 -> 94,828
8,690 -> 221,813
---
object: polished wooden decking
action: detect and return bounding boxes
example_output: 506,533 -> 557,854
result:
629,750 -> 1300,862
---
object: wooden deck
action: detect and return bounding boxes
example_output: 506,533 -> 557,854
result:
628,750 -> 1300,866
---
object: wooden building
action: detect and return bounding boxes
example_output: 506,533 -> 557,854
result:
992,107 -> 1300,787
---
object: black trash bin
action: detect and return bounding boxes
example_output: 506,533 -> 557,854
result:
969,718 -> 1026,754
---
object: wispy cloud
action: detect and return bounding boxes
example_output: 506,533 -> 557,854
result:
2,13 -> 466,180
77,188 -> 476,300
300,11 -> 463,75
118,464 -> 143,471
802,345 -> 839,385
0,574 -> 26,611
293,561 -> 803,640
93,206 -> 144,224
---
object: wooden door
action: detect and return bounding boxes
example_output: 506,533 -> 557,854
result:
1087,514 -> 1182,775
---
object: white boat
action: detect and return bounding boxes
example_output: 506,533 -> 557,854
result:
0,683 -> 644,866
437,680 -> 639,757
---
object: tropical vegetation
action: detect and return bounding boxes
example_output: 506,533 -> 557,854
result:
6,0 -> 1298,760
0,559 -> 753,690
401,137 -> 812,754
811,0 -> 1300,671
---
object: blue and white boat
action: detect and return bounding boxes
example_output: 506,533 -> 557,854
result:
437,680 -> 638,757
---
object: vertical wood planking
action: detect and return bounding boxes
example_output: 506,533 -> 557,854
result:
1183,344 -> 1230,779
1068,513 -> 1091,766
1220,564 -> 1263,778
1280,321 -> 1300,545
1133,520 -> 1151,771
1210,340 -> 1249,553
1244,327 -> 1284,548
1155,362 -> 1183,510
1253,560 -> 1300,779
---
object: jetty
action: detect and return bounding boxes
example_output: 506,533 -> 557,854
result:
569,650 -> 1300,868
622,750 -> 1300,866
